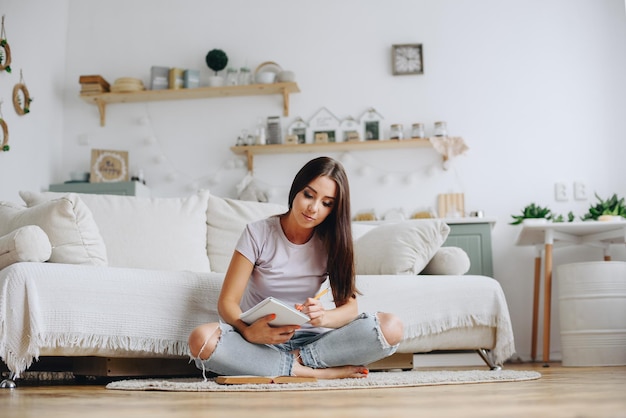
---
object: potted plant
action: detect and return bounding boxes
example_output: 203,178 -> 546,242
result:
205,49 -> 228,87
552,211 -> 575,223
510,203 -> 552,225
581,193 -> 626,221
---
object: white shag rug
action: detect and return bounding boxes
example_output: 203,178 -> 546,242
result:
106,370 -> 541,392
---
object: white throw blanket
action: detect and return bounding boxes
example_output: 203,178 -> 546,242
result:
0,262 -> 224,376
0,262 -> 515,377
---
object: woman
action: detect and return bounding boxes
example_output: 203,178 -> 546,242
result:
189,156 -> 403,379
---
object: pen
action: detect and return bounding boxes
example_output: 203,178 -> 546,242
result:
295,288 -> 329,311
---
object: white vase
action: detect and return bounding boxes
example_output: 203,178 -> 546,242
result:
207,76 -> 224,87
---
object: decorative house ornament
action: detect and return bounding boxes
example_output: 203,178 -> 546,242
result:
308,107 -> 339,143
359,108 -> 384,140
0,16 -> 11,73
13,70 -> 32,115
287,117 -> 308,144
391,43 -> 423,75
339,117 -> 361,142
90,149 -> 129,183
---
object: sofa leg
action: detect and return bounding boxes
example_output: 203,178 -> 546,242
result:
476,349 -> 502,371
0,372 -> 17,389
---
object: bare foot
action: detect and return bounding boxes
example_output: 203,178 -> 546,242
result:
292,362 -> 369,379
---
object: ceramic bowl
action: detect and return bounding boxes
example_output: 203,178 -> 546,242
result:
276,70 -> 295,82
256,72 -> 276,84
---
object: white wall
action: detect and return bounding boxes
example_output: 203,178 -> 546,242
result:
3,0 -> 626,362
0,0 -> 68,203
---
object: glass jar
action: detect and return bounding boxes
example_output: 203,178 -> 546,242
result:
411,123 -> 425,139
389,124 -> 403,140
434,121 -> 448,137
226,68 -> 238,85
238,67 -> 251,85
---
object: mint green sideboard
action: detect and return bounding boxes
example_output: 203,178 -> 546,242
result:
443,220 -> 495,277
49,181 -> 150,197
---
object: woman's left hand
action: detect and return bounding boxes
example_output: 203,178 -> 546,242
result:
299,298 -> 326,327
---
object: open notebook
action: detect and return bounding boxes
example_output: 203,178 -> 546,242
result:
239,297 -> 310,326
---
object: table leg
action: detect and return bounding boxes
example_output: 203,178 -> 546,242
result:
542,243 -> 553,365
531,255 -> 541,362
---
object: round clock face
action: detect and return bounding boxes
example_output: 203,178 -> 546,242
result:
393,44 -> 423,75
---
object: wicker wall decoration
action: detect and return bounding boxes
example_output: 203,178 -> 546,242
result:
13,70 -> 32,115
0,102 -> 9,152
0,16 -> 11,73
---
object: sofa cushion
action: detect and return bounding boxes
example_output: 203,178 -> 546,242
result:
0,225 -> 52,269
20,190 -> 211,272
354,220 -> 450,275
0,196 -> 108,265
206,195 -> 287,272
420,246 -> 471,275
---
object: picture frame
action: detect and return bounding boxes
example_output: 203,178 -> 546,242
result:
90,149 -> 129,183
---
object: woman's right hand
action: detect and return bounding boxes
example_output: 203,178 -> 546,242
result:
241,314 -> 300,345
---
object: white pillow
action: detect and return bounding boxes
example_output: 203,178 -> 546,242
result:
351,222 -> 378,241
420,246 -> 471,275
354,220 -> 450,275
0,196 -> 107,265
0,225 -> 52,269
20,190 -> 211,272
206,195 -> 287,272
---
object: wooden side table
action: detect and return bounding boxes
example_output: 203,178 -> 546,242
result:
515,220 -> 626,364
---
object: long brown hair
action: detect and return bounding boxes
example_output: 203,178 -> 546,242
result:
287,156 -> 357,306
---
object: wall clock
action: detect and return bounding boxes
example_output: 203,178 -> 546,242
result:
391,44 -> 423,75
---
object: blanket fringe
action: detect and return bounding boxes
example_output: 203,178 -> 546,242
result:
2,332 -> 189,377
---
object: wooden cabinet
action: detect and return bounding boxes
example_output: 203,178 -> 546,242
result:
80,82 -> 300,126
443,220 -> 495,277
49,181 -> 151,197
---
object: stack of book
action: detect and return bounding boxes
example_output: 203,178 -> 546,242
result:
79,75 -> 110,95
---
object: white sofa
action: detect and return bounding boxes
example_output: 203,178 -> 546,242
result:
0,189 -> 515,385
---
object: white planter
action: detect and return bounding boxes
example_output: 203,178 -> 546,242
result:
207,76 -> 224,87
598,215 -> 623,222
522,218 -> 548,225
557,261 -> 626,366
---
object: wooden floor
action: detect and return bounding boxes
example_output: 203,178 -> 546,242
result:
1,362 -> 625,418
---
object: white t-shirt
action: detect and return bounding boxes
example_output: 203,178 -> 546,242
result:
236,216 -> 328,329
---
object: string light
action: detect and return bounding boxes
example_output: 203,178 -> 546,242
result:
135,103 -> 454,195
136,104 -> 242,191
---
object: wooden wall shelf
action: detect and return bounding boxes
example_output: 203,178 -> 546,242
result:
80,82 -> 300,126
230,138 -> 434,172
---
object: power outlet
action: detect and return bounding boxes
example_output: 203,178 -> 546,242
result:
574,182 -> 588,200
554,182 -> 568,201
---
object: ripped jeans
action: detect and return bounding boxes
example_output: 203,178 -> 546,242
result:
193,312 -> 399,377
